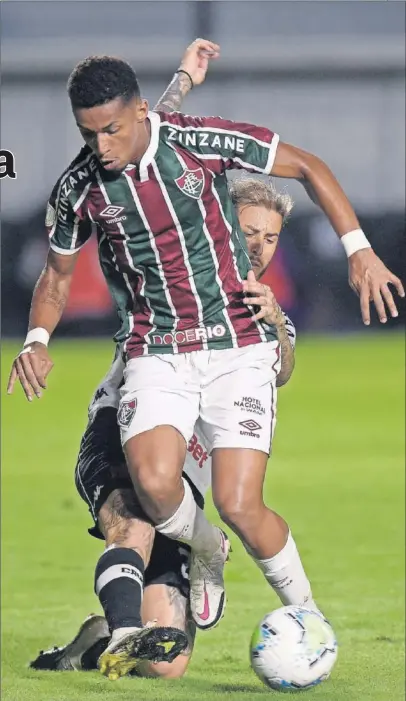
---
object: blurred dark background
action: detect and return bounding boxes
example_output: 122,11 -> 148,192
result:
2,1 -> 405,338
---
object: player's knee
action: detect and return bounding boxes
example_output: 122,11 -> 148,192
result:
104,519 -> 154,555
214,493 -> 262,532
124,432 -> 185,522
138,462 -> 178,503
136,655 -> 190,679
125,444 -> 177,501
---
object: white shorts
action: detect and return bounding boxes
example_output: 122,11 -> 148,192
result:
118,342 -> 280,455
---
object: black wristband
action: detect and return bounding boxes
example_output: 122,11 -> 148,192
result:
175,69 -> 194,89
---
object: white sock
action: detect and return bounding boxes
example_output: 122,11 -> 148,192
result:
254,532 -> 317,610
155,478 -> 221,561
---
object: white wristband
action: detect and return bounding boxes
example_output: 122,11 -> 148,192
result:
24,327 -> 50,347
341,229 -> 371,258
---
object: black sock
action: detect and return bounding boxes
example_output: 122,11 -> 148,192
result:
81,637 -> 110,670
94,547 -> 144,631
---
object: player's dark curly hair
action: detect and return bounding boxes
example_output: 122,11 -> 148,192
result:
67,55 -> 140,109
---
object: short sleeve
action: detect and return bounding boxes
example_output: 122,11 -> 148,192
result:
158,112 -> 279,176
46,177 -> 93,255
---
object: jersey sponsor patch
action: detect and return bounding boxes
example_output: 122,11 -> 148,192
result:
151,323 -> 226,347
117,398 -> 137,428
175,167 -> 205,200
45,203 -> 56,228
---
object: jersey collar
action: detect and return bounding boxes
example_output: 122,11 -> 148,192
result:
136,111 -> 160,182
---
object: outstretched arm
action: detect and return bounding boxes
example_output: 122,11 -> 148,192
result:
269,143 -> 405,324
7,249 -> 79,401
154,38 -> 219,113
155,71 -> 193,113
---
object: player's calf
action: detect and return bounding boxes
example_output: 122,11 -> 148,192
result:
215,493 -> 288,557
212,448 -> 318,612
135,654 -> 190,679
99,489 -> 155,562
212,448 -> 288,558
95,491 -> 188,679
96,490 -> 155,637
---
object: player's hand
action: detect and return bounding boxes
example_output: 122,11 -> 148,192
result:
348,248 -> 405,325
242,270 -> 284,327
179,38 -> 220,87
7,342 -> 54,402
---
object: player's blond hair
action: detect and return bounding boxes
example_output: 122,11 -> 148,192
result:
230,177 -> 294,223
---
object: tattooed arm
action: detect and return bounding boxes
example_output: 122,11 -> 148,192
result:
275,318 -> 295,387
154,71 -> 193,113
154,38 -> 220,113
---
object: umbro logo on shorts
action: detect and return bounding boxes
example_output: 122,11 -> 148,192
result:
239,419 -> 262,432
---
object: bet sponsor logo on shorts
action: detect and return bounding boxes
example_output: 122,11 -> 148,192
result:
234,396 -> 266,416
239,419 -> 262,439
187,433 -> 209,468
152,323 -> 226,346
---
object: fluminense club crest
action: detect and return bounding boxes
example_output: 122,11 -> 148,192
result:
175,167 -> 205,200
117,398 -> 137,428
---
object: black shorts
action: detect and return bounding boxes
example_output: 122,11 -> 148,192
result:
75,408 -> 204,598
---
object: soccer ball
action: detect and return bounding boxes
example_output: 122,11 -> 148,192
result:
250,606 -> 338,692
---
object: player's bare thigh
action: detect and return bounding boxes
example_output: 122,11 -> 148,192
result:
98,488 -> 155,565
123,426 -> 187,522
119,354 -> 200,522
138,583 -> 196,679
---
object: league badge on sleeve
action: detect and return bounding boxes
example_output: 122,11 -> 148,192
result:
45,203 -> 56,228
117,398 -> 137,428
175,167 -> 205,200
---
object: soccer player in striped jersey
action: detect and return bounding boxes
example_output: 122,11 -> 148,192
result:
8,38 -> 403,677
29,178 -> 302,680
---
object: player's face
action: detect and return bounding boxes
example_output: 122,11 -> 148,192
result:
238,205 -> 283,278
74,96 -> 149,172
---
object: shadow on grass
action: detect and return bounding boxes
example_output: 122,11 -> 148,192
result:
187,678 -> 271,696
23,669 -> 274,700
212,682 -> 270,694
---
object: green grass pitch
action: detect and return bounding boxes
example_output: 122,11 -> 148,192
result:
1,335 -> 404,701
